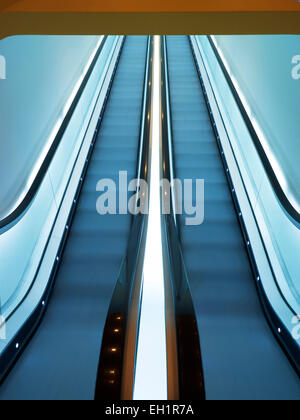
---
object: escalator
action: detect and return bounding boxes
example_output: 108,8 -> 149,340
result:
0,36 -> 151,401
1,34 -> 299,401
163,36 -> 300,400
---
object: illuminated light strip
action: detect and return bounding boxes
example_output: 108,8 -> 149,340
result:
210,35 -> 300,216
133,36 -> 167,400
2,36 -> 105,221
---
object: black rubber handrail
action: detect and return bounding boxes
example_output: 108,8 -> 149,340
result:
207,36 -> 300,226
0,36 -> 108,234
161,36 -> 206,400
94,36 -> 153,400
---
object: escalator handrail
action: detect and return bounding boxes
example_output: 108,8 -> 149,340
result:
161,36 -> 206,400
0,36 -> 108,234
207,35 -> 300,226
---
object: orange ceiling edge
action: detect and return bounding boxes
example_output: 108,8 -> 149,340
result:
1,0 -> 300,13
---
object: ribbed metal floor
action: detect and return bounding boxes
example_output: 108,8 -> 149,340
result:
166,35 -> 300,400
0,36 -> 148,401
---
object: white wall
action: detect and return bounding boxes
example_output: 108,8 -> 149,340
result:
214,35 -> 300,212
0,35 -> 100,219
